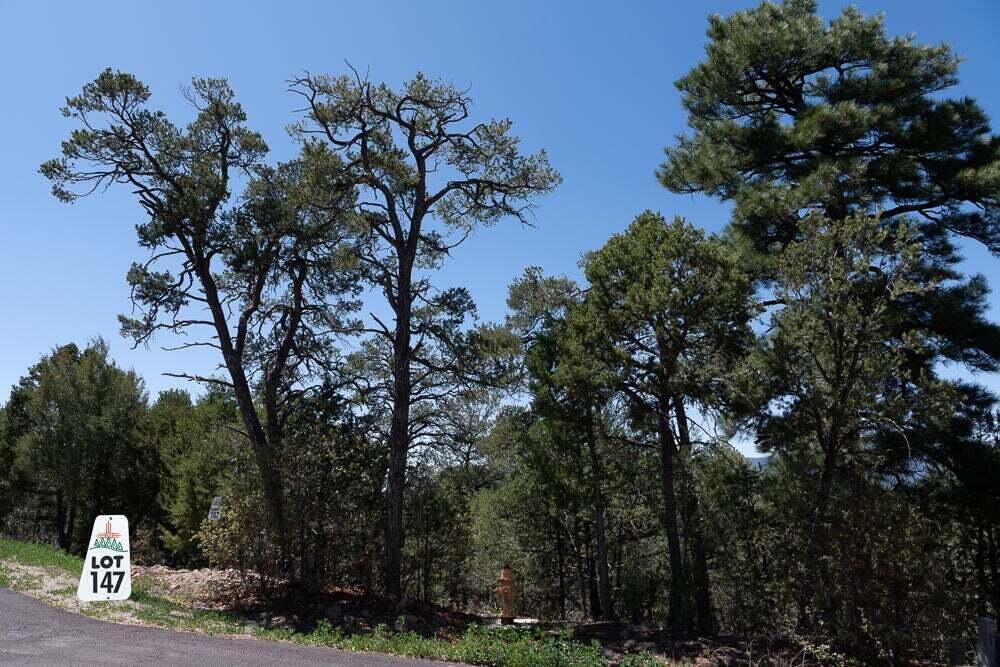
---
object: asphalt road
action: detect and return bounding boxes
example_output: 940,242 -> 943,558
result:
0,588 -> 460,666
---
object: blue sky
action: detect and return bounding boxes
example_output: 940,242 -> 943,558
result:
1,0 -> 998,408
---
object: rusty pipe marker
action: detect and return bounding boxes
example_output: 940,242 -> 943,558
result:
77,515 -> 131,602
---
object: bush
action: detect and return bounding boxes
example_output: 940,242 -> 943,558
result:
199,395 -> 384,594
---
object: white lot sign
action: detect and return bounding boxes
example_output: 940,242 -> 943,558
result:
77,515 -> 131,602
207,496 -> 223,521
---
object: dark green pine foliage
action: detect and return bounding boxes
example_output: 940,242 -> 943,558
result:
659,0 -> 1000,377
147,388 -> 238,566
580,212 -> 755,634
660,0 -> 1000,647
1,340 -> 158,554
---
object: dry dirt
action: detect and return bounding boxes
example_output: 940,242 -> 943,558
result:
132,564 -> 253,608
2,561 -> 83,612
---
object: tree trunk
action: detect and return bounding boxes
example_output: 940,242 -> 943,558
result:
657,399 -> 688,633
194,254 -> 286,554
797,435 -> 839,630
591,502 -> 615,621
556,527 -> 567,619
989,524 -> 1000,615
673,400 -> 716,635
575,518 -> 588,617
55,490 -> 67,550
585,525 -> 601,620
584,408 -> 617,622
385,258 -> 413,599
66,502 -> 77,554
257,451 -> 287,569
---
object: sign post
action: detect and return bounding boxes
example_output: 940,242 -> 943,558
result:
77,515 -> 131,602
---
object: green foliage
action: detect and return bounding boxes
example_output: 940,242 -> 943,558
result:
42,69 -> 365,566
148,389 -> 237,565
754,213 -> 929,459
696,449 -> 795,635
656,1 -> 1000,658
469,406 -> 663,623
199,388 -> 383,592
2,340 -> 158,554
275,621 -> 609,667
660,0 -> 1000,254
290,69 -> 560,596
582,211 -> 755,411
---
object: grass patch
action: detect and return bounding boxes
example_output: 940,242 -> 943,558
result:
0,537 -> 83,576
253,621 -> 661,667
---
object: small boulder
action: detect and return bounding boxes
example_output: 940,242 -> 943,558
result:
394,614 -> 420,633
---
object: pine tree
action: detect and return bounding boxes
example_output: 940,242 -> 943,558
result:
659,0 -> 1000,374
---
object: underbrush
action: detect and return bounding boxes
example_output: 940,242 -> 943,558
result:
261,622 -> 659,667
0,537 -> 876,666
0,536 -> 660,666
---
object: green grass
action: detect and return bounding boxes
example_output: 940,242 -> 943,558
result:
252,622 -> 661,667
0,537 -> 84,576
0,537 -> 662,666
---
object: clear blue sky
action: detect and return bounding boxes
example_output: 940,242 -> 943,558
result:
1,0 -> 998,406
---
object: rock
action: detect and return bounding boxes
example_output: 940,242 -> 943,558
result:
394,614 -> 420,633
396,597 -> 431,614
623,639 -> 637,652
324,604 -> 344,623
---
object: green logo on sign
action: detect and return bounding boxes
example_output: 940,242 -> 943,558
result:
91,536 -> 126,552
91,519 -> 127,552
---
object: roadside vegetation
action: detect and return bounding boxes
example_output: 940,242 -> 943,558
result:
1,537 -> 660,666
